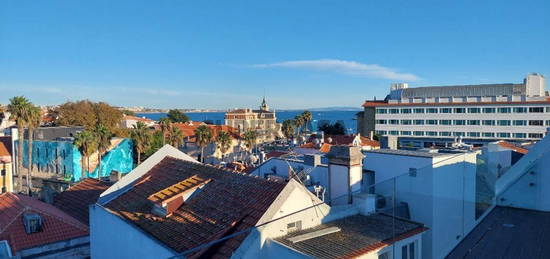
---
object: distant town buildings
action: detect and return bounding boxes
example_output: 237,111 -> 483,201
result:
119,114 -> 155,129
357,73 -> 549,147
225,97 -> 282,142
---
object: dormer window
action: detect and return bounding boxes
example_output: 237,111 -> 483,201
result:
23,213 -> 43,234
149,175 -> 211,218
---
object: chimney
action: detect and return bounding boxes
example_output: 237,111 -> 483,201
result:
369,131 -> 374,141
326,145 -> 364,205
304,154 -> 321,167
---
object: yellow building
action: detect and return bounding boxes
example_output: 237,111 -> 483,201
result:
224,97 -> 281,142
0,137 -> 13,193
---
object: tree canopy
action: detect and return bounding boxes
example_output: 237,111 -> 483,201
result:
167,109 -> 189,123
55,100 -> 122,131
318,121 -> 346,135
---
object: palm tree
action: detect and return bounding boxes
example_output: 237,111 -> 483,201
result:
74,130 -> 99,179
7,96 -> 32,192
130,121 -> 152,165
159,117 -> 171,145
168,126 -> 184,148
294,114 -> 304,137
95,124 -> 112,178
243,130 -> 257,153
281,119 -> 296,140
301,110 -> 312,133
216,131 -> 232,161
194,125 -> 212,163
26,106 -> 41,192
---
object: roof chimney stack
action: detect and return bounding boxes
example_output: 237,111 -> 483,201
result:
326,145 -> 364,205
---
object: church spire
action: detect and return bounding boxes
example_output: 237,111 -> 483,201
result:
260,96 -> 269,111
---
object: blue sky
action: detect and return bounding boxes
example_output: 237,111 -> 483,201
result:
1,0 -> 549,109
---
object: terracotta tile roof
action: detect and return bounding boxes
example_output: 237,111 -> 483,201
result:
53,178 -> 112,225
122,115 -> 154,123
171,124 -> 241,142
496,141 -> 529,154
360,136 -> 381,147
298,143 -> 316,149
0,137 -> 11,162
0,193 -> 88,255
104,157 -> 286,258
305,134 -> 379,149
265,151 -> 289,159
319,143 -> 332,153
362,98 -> 550,107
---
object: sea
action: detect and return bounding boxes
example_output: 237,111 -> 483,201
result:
136,110 -> 360,134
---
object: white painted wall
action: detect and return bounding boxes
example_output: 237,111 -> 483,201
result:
251,158 -> 328,189
90,205 -> 176,259
329,164 -> 350,205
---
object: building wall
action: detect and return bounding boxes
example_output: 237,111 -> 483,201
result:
0,161 -> 13,193
84,138 -> 134,180
90,205 -> 176,259
17,236 -> 90,259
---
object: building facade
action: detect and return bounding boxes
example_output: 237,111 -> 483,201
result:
224,97 -> 281,142
357,73 -> 549,146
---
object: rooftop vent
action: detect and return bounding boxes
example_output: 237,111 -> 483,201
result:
149,175 -> 211,217
22,213 -> 43,234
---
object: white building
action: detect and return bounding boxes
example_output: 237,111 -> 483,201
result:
357,73 -> 549,147
90,145 -> 427,259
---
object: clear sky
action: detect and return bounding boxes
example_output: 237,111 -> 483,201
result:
1,0 -> 549,109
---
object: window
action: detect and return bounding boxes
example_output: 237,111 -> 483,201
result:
426,131 -> 437,136
467,132 -> 480,137
390,120 -> 399,125
513,107 -> 527,113
390,108 -> 400,114
401,108 -> 412,114
413,108 -> 425,113
426,120 -> 438,125
376,120 -> 387,124
529,133 -> 544,138
498,107 -> 511,113
389,130 -> 399,136
546,120 -> 550,126
467,120 -> 480,125
376,130 -> 387,135
439,132 -> 452,136
440,108 -> 452,113
468,107 -> 481,113
454,108 -> 466,113
401,120 -> 412,125
454,120 -> 466,126
414,120 -> 424,125
440,120 -> 452,125
529,120 -> 544,126
497,120 -> 511,126
453,132 -> 465,137
497,132 -> 511,138
413,131 -> 424,136
483,107 -> 496,113
402,241 -> 416,259
376,108 -> 387,114
529,107 -> 544,113
482,132 -> 495,138
287,221 -> 302,233
427,108 -> 438,113
482,120 -> 495,126
401,131 -> 412,136
513,120 -> 527,126
23,214 -> 43,234
513,133 -> 527,139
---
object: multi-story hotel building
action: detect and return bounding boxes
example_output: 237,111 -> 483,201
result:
357,73 -> 548,146
224,97 -> 281,142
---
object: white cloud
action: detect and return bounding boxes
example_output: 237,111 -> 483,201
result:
252,59 -> 420,81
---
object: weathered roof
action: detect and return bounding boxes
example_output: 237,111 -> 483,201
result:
275,214 -> 427,259
0,193 -> 88,255
365,149 -> 454,158
447,206 -> 550,259
53,178 -> 112,225
104,156 -> 287,258
0,137 -> 11,161
496,141 -> 529,154
389,83 -> 525,100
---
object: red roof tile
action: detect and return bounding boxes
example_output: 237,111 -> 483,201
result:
360,136 -> 381,148
497,141 -> 529,154
104,157 -> 286,258
53,178 -> 112,225
171,124 -> 241,142
319,143 -> 332,153
0,193 -> 88,255
265,151 -> 289,159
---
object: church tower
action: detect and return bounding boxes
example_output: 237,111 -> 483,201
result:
260,96 -> 269,111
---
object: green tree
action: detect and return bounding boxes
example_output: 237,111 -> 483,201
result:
301,110 -> 312,133
318,122 -> 346,135
74,130 -> 99,179
167,109 -> 189,123
216,131 -> 232,160
243,130 -> 258,152
122,110 -> 136,116
281,119 -> 296,140
130,121 -> 152,165
168,126 -> 184,148
294,114 -> 304,136
194,125 -> 212,163
143,131 -> 164,159
95,124 -> 112,177
159,117 -> 172,145
26,105 -> 41,191
8,96 -> 32,192
55,100 -> 122,131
